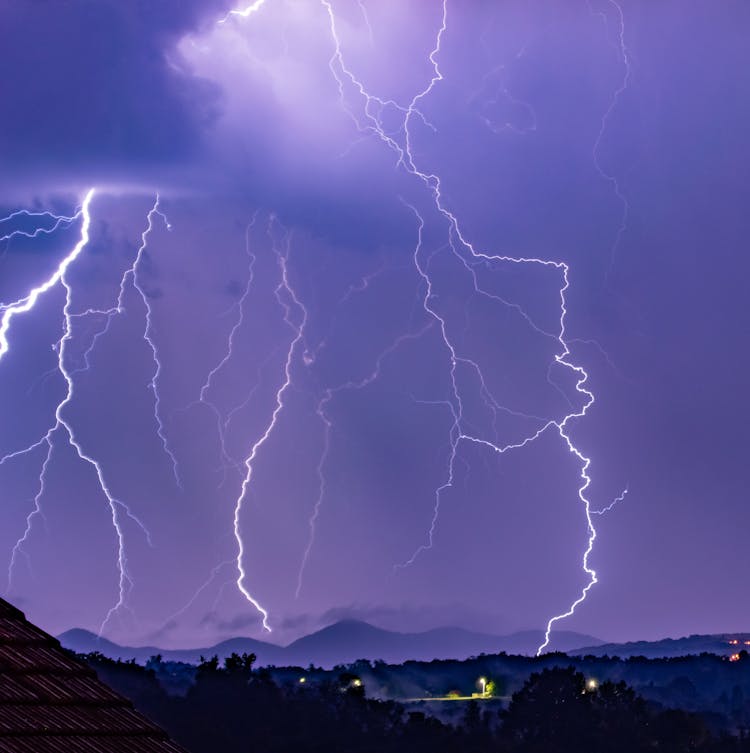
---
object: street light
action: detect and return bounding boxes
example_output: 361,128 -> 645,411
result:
587,678 -> 598,691
479,677 -> 487,697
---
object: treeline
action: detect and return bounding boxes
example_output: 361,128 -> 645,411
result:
344,649 -> 750,719
83,651 -> 750,753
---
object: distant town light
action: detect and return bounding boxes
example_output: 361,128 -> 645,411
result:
299,677 -> 306,684
587,678 -> 598,691
729,639 -> 739,645
352,679 -> 362,687
730,653 -> 741,662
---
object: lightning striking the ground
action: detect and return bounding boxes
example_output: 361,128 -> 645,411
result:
0,1 -> 633,646
321,0 -> 607,654
232,218 -> 307,632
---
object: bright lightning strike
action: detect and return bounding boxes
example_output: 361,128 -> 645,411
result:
218,0 -> 267,25
322,0 -> 608,655
0,189 -> 151,633
232,219 -> 307,632
0,199 -> 90,361
68,197 -> 181,488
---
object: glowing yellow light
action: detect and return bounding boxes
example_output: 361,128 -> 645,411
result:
299,677 -> 306,684
587,679 -> 598,690
353,679 -> 362,687
730,653 -> 741,662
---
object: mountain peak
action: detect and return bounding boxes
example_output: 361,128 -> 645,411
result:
59,620 -> 602,668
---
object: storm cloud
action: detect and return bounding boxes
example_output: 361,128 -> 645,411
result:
1,1 -> 749,650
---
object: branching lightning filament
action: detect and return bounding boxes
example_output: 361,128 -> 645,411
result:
0,190 -> 151,634
321,0 -> 610,654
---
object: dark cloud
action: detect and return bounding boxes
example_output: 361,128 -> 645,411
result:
272,604 -> 513,638
200,611 -> 265,633
2,0 -> 750,651
0,0 -> 234,185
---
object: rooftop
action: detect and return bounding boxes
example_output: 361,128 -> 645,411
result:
0,597 -> 187,753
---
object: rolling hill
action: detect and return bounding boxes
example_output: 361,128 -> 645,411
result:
58,620 -> 603,668
572,633 -> 750,659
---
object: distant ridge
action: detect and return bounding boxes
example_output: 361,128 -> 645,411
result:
58,620 -> 602,668
572,633 -> 750,659
59,628 -> 284,665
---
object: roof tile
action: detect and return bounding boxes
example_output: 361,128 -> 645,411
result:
0,597 -> 188,753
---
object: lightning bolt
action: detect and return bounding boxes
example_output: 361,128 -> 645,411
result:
395,208 -> 465,570
300,258 -> 395,372
591,485 -> 628,516
356,0 -> 375,47
321,0 -> 437,162
67,197 -> 181,488
192,215 -> 258,483
569,337 -> 623,379
232,218 -> 307,631
292,253 -> 422,597
0,3 -> 628,648
175,216 -> 278,629
163,558 -> 235,628
0,189 -> 151,633
471,56 -> 538,137
0,197 -> 91,361
296,322 -> 433,599
133,199 -> 182,489
0,209 -> 78,256
589,0 -> 632,273
6,436 -> 52,589
223,344 -> 287,439
320,0 -> 472,582
218,0 -> 268,25
321,0 -> 607,654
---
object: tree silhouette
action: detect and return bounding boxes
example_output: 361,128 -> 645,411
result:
500,666 -> 595,752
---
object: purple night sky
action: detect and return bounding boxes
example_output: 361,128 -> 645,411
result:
1,0 -> 748,651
